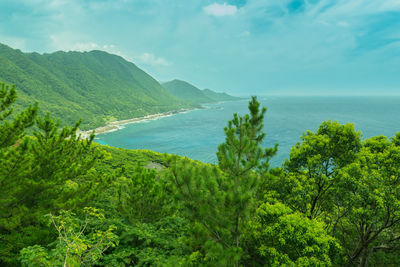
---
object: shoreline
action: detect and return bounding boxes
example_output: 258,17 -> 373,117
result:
78,108 -> 196,139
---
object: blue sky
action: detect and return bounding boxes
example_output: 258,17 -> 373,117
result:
0,0 -> 399,96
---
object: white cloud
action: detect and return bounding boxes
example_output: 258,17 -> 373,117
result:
311,0 -> 400,19
203,2 -> 237,17
71,42 -> 99,51
71,42 -> 126,57
137,53 -> 171,66
49,35 -> 126,56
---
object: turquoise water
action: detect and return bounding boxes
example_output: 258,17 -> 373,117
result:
95,97 -> 400,166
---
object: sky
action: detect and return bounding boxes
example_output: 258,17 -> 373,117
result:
0,0 -> 399,96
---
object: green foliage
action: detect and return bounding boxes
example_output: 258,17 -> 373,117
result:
246,202 -> 340,266
217,96 -> 277,174
19,208 -> 118,267
168,96 -> 278,265
92,146 -> 174,223
115,165 -> 172,223
4,77 -> 400,267
333,135 -> 400,266
0,82 -> 38,147
19,246 -> 51,267
273,120 -> 400,266
0,43 -> 193,130
281,121 -> 362,219
0,82 -> 106,265
101,216 -> 189,266
85,146 -> 189,266
93,145 -> 167,174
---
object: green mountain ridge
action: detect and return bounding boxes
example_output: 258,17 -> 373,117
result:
202,88 -> 242,102
0,43 -> 193,130
162,79 -> 240,104
162,79 -> 214,104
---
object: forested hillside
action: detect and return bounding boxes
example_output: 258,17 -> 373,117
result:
0,43 -> 193,130
202,88 -> 242,102
162,79 -> 239,104
2,81 -> 400,266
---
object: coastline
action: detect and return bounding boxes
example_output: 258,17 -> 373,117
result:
78,108 -> 195,139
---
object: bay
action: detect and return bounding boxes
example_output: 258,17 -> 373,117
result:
95,97 -> 400,166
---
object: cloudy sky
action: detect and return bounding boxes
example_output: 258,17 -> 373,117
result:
0,0 -> 399,95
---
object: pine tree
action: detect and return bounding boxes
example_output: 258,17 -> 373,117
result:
0,82 -> 104,265
168,96 -> 277,265
0,82 -> 38,149
0,82 -> 38,265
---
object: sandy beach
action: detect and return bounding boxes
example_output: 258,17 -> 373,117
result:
78,108 -> 194,139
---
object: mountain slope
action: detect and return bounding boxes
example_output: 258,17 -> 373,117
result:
0,43 -> 192,130
162,79 -> 215,104
202,88 -> 242,102
162,79 -> 241,104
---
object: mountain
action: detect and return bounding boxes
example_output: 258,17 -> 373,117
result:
202,88 -> 242,102
162,79 -> 239,104
0,43 -> 192,130
162,79 -> 214,104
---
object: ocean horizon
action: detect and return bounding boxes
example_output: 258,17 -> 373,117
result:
95,96 -> 400,167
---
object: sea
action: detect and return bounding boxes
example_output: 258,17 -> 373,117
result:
95,97 -> 400,167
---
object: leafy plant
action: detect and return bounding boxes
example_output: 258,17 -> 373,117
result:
20,208 -> 118,267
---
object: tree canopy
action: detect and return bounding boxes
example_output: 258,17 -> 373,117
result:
1,81 -> 400,266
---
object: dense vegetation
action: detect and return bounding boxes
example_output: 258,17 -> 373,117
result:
1,81 -> 400,266
162,79 -> 240,104
0,43 -> 194,130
